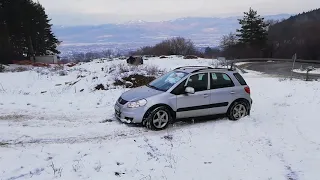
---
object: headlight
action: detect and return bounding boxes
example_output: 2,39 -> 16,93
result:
127,99 -> 147,108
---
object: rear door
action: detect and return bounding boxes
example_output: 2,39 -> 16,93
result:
176,72 -> 211,119
208,72 -> 236,115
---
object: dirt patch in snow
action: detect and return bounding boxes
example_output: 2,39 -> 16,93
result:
0,114 -> 30,121
114,74 -> 156,88
94,84 -> 106,90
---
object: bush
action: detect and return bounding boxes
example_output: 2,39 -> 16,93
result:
184,55 -> 198,59
109,63 -> 141,74
0,64 -> 5,72
132,37 -> 199,56
12,66 -> 29,72
52,64 -> 64,71
95,84 -> 107,90
145,65 -> 164,76
59,70 -> 68,76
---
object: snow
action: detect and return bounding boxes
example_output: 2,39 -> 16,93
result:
293,68 -> 320,75
1,56 -> 320,180
235,62 -> 251,66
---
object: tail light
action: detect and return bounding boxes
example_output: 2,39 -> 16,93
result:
244,86 -> 250,94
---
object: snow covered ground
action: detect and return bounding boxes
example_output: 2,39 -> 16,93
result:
1,56 -> 320,180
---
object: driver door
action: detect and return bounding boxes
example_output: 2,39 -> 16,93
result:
176,72 -> 211,119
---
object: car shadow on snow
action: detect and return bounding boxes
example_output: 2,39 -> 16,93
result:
172,114 -> 228,128
109,114 -> 228,129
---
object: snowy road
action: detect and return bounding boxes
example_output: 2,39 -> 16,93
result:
1,57 -> 320,180
238,61 -> 320,80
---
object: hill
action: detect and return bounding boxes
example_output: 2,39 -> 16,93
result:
1,57 -> 320,179
268,9 -> 320,59
54,14 -> 291,55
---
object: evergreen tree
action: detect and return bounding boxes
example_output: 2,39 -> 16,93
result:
236,8 -> 268,47
0,0 -> 60,64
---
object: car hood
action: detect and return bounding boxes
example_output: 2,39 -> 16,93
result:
121,86 -> 163,102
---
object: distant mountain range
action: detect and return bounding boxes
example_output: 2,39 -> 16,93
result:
53,14 -> 292,55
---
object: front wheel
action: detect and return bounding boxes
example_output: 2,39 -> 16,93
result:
227,101 -> 249,121
145,106 -> 172,130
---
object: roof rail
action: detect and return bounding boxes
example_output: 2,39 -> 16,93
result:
174,66 -> 214,70
174,65 -> 236,73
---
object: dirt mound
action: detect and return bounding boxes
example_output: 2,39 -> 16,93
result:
114,74 -> 156,88
184,55 -> 198,59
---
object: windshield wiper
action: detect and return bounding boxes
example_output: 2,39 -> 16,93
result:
147,84 -> 165,91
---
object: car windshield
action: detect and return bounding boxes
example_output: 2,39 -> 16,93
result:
147,71 -> 188,91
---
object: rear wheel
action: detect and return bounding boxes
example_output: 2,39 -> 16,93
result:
227,101 -> 249,121
145,106 -> 172,130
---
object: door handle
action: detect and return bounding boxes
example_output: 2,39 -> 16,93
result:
230,91 -> 235,94
203,94 -> 209,97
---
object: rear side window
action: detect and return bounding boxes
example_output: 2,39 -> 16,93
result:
210,73 -> 234,89
233,73 -> 247,85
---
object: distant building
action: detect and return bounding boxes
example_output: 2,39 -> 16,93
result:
34,55 -> 59,64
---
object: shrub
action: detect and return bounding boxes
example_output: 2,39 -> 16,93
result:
95,84 -> 106,90
59,70 -> 68,76
12,67 -> 29,72
145,65 -> 164,76
52,64 -> 64,71
0,64 -> 5,72
184,55 -> 198,59
118,63 -> 130,73
132,37 -> 199,56
110,63 -> 140,74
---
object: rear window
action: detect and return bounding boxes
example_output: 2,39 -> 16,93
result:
210,73 -> 234,89
233,73 -> 247,85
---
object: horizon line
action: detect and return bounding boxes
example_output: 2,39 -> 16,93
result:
53,13 -> 294,27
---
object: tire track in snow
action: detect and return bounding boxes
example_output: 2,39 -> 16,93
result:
254,136 -> 301,180
1,128 -> 146,146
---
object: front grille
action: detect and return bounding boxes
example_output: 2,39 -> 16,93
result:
118,97 -> 128,105
115,109 -> 121,119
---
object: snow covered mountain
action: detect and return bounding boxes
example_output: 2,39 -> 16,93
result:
53,14 -> 292,51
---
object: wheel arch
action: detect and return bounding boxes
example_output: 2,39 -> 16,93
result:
142,104 -> 176,123
227,98 -> 251,114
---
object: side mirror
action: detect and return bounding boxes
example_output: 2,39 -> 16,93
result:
185,87 -> 195,94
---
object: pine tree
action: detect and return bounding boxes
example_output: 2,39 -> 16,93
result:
0,0 -> 60,63
236,8 -> 269,47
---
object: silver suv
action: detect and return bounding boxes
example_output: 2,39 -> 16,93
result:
114,66 -> 252,130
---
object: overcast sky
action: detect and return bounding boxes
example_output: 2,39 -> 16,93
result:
35,0 -> 320,25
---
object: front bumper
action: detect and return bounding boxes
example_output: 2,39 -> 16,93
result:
114,102 -> 146,124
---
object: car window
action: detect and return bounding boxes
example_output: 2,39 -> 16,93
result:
186,73 -> 208,92
148,71 -> 188,91
171,79 -> 187,95
233,73 -> 247,85
210,73 -> 234,89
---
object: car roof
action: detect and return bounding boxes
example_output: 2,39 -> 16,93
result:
174,66 -> 236,74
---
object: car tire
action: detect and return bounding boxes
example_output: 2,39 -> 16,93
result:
145,106 -> 172,131
227,100 -> 249,121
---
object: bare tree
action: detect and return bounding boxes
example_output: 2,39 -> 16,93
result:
220,33 -> 238,50
102,49 -> 113,58
132,37 -> 198,56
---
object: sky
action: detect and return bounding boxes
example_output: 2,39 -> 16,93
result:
35,0 -> 320,25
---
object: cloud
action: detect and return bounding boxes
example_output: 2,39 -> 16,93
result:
36,0 -> 320,25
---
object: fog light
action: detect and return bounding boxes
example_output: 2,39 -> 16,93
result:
125,117 -> 133,122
